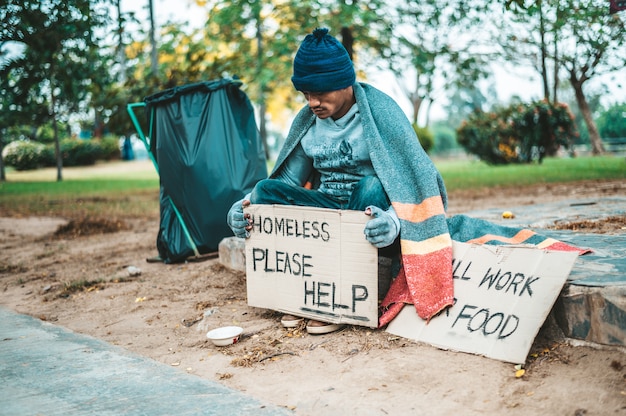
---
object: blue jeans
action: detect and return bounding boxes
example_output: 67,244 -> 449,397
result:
249,175 -> 391,210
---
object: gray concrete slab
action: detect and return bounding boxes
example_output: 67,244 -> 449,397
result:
461,196 -> 626,230
462,196 -> 626,287
0,307 -> 291,416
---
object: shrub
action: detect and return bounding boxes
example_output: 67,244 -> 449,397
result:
597,102 -> 626,139
60,138 -> 103,167
431,124 -> 459,154
413,124 -> 434,154
2,140 -> 49,171
457,101 -> 578,164
99,135 -> 122,160
40,145 -> 56,167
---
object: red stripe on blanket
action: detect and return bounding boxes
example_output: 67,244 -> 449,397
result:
544,241 -> 592,255
379,247 -> 454,327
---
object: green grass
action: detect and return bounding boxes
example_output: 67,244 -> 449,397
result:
0,156 -> 623,218
436,155 -> 626,191
0,160 -> 160,218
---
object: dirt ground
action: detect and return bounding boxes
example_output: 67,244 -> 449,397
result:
1,179 -> 625,415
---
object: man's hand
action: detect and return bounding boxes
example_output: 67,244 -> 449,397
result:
227,198 -> 252,238
364,205 -> 400,248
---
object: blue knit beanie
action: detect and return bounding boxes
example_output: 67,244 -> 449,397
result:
291,28 -> 356,92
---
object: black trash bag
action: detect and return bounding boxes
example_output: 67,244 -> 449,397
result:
144,78 -> 267,263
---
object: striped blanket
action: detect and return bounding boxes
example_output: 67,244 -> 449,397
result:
378,215 -> 590,327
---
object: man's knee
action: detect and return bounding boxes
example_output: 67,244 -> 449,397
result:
250,179 -> 274,204
350,176 -> 389,210
250,179 -> 296,204
357,176 -> 384,195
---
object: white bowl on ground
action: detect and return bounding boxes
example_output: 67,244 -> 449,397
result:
206,326 -> 243,346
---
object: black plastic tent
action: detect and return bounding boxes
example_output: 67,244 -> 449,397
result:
128,78 -> 267,263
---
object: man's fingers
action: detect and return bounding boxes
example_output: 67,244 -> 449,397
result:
365,205 -> 383,217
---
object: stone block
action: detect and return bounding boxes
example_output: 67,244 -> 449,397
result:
218,236 -> 246,272
554,284 -> 626,346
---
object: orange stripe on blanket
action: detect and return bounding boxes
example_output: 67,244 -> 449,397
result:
466,229 -> 536,245
537,238 -> 560,249
392,196 -> 445,223
401,233 -> 452,255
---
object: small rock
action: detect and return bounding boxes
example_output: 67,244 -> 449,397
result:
127,266 -> 142,276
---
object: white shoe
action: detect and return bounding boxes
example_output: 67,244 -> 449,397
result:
306,320 -> 346,335
280,314 -> 304,328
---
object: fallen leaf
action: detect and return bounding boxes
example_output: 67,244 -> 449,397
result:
502,211 -> 515,219
515,369 -> 526,378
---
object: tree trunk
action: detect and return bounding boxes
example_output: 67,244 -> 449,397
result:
255,14 -> 269,160
410,70 -> 424,125
340,27 -> 354,60
52,90 -> 63,182
424,98 -> 432,128
552,26 -> 559,103
258,102 -> 269,160
569,72 -> 604,155
539,1 -> 550,101
411,93 -> 423,126
116,0 -> 127,82
148,0 -> 158,75
552,40 -> 559,104
0,137 -> 5,182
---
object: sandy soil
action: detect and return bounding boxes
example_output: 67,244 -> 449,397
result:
1,179 -> 625,415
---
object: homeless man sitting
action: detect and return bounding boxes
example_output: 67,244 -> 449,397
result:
227,27 -> 450,335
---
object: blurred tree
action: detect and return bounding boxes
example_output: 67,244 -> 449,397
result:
102,19 -> 231,139
0,0 -> 113,181
559,0 -> 625,155
0,39 -> 52,181
199,0 -> 394,157
496,0 -> 626,155
498,0 -> 557,102
597,102 -> 626,139
412,124 -> 434,153
430,123 -> 459,155
443,82 -> 496,129
556,85 -> 603,146
391,0 -> 492,127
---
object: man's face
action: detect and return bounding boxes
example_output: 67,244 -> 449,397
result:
301,86 -> 355,120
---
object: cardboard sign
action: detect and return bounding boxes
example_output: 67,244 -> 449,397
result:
385,241 -> 580,363
244,205 -> 379,327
